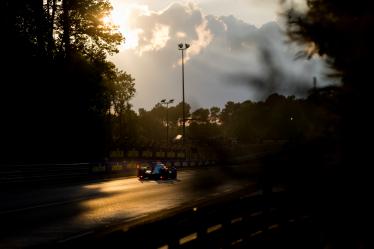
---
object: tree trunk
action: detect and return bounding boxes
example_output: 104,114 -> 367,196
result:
34,0 -> 46,56
47,0 -> 57,57
62,0 -> 71,58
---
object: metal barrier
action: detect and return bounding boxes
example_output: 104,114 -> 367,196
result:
55,192 -> 316,249
0,163 -> 91,184
0,159 -> 218,185
0,145 -> 279,185
0,148 -> 276,186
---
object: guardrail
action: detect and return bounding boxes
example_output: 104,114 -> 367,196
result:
0,163 -> 91,184
54,191 -> 316,249
0,148 -> 278,186
0,159 -> 218,185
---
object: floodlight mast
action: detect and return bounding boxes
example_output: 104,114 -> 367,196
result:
178,43 -> 190,145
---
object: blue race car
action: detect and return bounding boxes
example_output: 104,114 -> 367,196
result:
137,161 -> 177,180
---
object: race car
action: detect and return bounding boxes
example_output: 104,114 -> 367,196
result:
137,161 -> 177,180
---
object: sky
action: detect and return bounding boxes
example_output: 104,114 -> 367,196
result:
108,0 -> 332,111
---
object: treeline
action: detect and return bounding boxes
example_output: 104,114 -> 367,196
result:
1,0 -> 135,164
113,88 -> 341,151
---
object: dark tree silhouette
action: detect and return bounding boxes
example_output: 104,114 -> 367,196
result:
1,0 -> 127,164
284,1 -> 373,248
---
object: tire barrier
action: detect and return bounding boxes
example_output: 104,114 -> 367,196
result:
112,149 -> 193,160
91,164 -> 106,173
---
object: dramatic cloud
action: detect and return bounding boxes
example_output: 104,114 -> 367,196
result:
138,23 -> 171,55
110,2 -> 332,111
184,19 -> 213,63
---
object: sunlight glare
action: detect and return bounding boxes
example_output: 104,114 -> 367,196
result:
106,1 -> 150,50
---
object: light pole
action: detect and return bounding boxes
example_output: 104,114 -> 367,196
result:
160,99 -> 174,147
178,43 -> 190,145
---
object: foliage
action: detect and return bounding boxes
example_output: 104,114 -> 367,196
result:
284,0 -> 374,89
284,2 -> 372,247
129,90 -> 338,149
105,65 -> 136,116
1,0 -> 130,163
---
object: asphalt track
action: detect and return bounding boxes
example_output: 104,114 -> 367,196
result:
0,164 -> 259,248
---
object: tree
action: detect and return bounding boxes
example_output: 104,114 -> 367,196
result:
57,0 -> 123,60
284,0 -> 374,89
1,0 -> 128,163
108,68 -> 136,117
137,105 -> 166,146
105,65 -> 136,149
220,101 -> 241,139
284,1 -> 372,247
191,108 -> 210,124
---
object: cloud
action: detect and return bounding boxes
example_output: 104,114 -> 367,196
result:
138,23 -> 171,55
110,2 -> 332,111
183,19 -> 213,63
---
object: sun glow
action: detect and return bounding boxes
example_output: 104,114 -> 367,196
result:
105,2 -> 149,50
